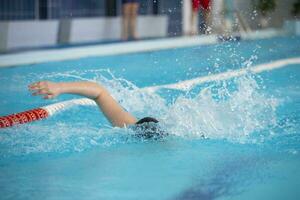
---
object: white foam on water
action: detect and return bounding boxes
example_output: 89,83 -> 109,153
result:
159,75 -> 278,142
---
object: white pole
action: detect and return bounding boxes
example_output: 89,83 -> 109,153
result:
182,0 -> 192,35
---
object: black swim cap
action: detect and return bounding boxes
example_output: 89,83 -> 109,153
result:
133,117 -> 167,139
136,117 -> 159,124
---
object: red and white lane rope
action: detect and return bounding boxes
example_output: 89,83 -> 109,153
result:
0,108 -> 49,128
0,98 -> 96,128
1,57 -> 300,129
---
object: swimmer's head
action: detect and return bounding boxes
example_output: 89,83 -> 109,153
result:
133,117 -> 167,139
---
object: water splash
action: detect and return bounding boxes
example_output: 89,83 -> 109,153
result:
161,75 -> 278,142
0,69 -> 282,156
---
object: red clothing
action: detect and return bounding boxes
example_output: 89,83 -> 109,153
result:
192,0 -> 211,11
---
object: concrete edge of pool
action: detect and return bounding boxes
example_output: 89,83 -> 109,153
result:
0,29 -> 284,68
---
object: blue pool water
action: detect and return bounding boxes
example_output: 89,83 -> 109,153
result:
0,36 -> 300,200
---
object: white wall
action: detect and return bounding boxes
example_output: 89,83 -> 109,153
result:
59,17 -> 122,44
0,15 -> 168,52
137,16 -> 168,38
59,15 -> 168,44
0,20 -> 59,52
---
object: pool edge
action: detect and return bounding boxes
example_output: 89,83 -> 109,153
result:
0,29 -> 284,68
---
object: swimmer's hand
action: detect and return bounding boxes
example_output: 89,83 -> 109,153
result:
29,81 -> 61,99
29,81 -> 104,100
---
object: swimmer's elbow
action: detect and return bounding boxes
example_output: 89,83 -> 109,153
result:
90,82 -> 107,100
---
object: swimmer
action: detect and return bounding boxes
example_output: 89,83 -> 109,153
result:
28,81 -> 165,139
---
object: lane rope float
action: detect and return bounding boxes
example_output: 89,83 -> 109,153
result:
0,99 -> 96,128
1,57 -> 300,128
0,108 -> 48,128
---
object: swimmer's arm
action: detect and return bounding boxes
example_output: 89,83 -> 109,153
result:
28,81 -> 137,127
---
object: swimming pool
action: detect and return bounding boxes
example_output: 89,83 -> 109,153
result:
0,36 -> 300,200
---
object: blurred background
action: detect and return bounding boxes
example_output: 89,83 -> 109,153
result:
0,0 -> 300,52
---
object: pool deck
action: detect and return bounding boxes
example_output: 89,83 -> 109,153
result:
0,29 -> 283,68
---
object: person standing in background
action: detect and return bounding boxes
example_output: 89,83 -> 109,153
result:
122,0 -> 140,40
191,0 -> 212,35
